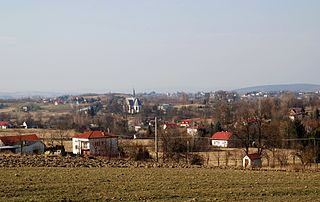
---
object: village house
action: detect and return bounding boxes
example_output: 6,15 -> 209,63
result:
303,120 -> 320,133
180,119 -> 193,127
157,104 -> 172,114
210,131 -> 238,148
288,107 -> 305,121
163,123 -> 177,130
0,134 -> 45,154
125,97 -> 142,114
0,121 -> 11,129
72,131 -> 118,156
243,153 -> 262,169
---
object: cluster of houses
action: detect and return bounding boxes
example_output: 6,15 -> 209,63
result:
0,121 -> 28,129
288,107 -> 320,121
0,129 -> 261,168
0,131 -> 119,157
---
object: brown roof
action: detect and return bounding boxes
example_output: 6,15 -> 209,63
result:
164,123 -> 177,128
246,153 -> 261,160
73,131 -> 117,139
0,134 -> 40,146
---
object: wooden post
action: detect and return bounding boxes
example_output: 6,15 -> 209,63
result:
155,117 -> 158,162
217,150 -> 220,167
186,140 -> 190,164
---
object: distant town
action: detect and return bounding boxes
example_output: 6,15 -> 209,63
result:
0,84 -> 319,170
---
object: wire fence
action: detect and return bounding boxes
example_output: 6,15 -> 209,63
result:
118,136 -> 320,169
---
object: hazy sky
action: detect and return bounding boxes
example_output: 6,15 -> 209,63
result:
1,1 -> 320,93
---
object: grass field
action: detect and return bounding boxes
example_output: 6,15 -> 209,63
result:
0,167 -> 320,201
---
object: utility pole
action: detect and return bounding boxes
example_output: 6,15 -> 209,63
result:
155,117 -> 158,162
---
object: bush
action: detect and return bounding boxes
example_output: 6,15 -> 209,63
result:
189,154 -> 204,165
125,145 -> 151,161
161,129 -> 190,162
134,146 -> 151,161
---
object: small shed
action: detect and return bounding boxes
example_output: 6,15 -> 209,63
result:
243,153 -> 262,169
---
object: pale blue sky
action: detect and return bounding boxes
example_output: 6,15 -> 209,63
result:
0,1 -> 319,93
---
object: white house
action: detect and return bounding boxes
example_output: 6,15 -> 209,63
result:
0,134 -> 45,154
210,131 -> 238,148
243,153 -> 262,169
72,131 -> 118,156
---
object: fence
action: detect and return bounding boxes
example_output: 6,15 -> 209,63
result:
117,137 -> 320,169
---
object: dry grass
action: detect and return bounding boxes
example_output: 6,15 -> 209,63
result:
0,167 -> 319,201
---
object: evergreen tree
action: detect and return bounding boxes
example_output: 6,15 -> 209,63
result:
214,121 -> 223,133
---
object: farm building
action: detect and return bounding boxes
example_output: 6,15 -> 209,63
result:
162,123 -> 177,130
180,119 -> 192,127
0,134 -> 45,154
72,131 -> 118,156
0,121 -> 11,129
243,153 -> 262,169
210,131 -> 238,148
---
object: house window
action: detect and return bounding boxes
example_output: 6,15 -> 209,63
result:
82,142 -> 88,149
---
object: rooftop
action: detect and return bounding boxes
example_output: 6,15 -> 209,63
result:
211,132 -> 233,141
73,131 -> 117,139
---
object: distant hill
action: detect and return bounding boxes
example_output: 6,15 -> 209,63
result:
235,84 -> 320,94
0,92 -> 72,99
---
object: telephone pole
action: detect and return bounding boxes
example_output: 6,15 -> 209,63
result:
155,117 -> 159,162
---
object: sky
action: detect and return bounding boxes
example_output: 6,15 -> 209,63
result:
0,0 -> 320,93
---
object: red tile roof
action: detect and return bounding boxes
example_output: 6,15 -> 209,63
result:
211,132 -> 233,140
0,134 -> 40,146
0,121 -> 10,126
164,123 -> 177,128
246,153 -> 261,160
303,120 -> 320,129
73,131 -> 117,139
181,120 -> 192,124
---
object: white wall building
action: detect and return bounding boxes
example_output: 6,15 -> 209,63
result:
72,131 -> 118,156
210,131 -> 238,148
0,134 -> 45,154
